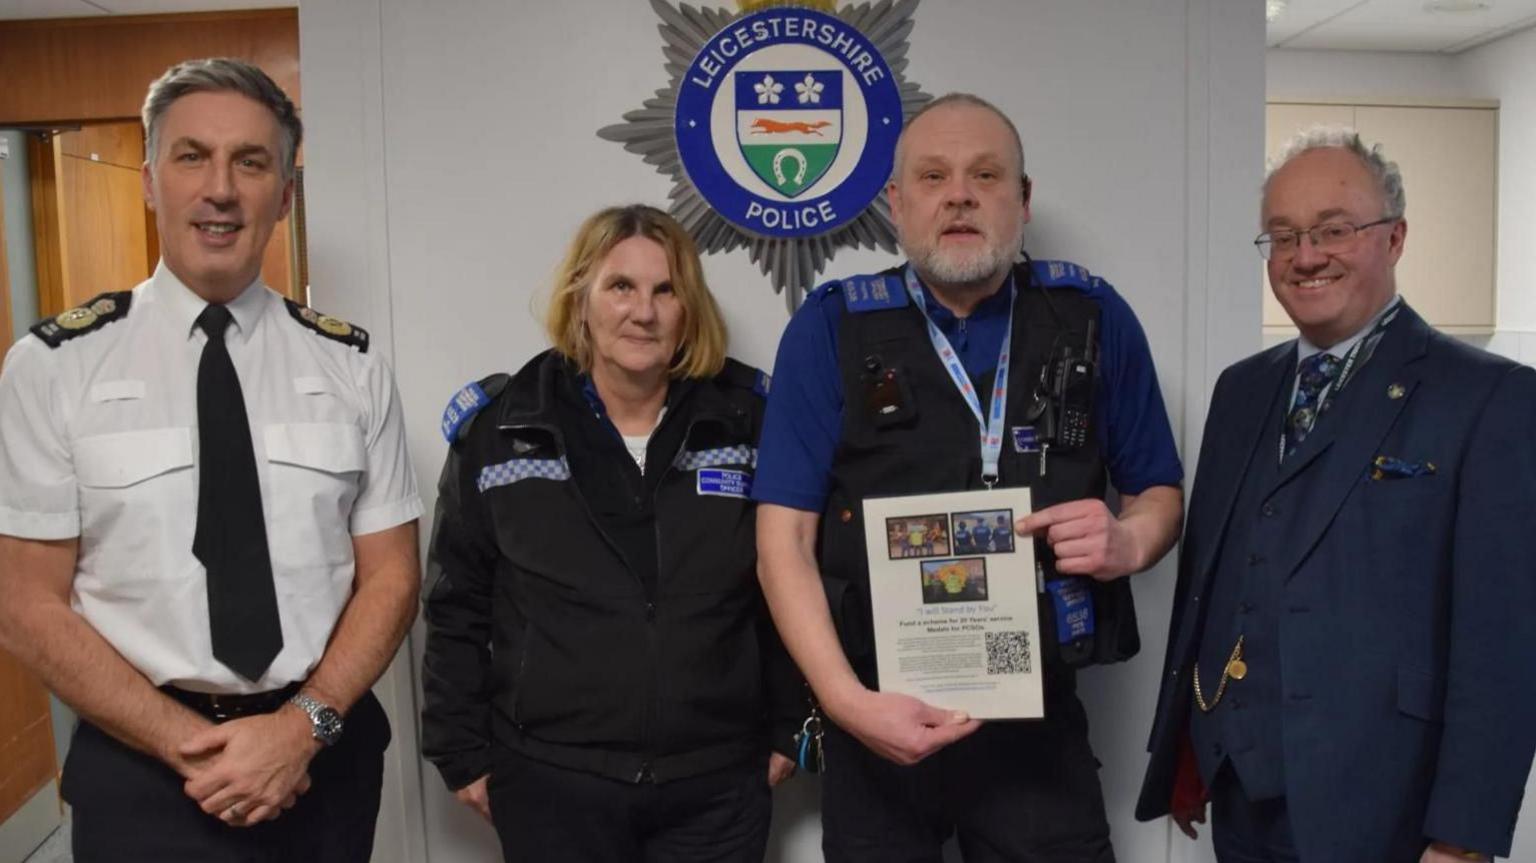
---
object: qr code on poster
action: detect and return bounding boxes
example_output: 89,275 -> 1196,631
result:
985,630 -> 1032,675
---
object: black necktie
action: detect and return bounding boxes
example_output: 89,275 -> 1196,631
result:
192,304 -> 283,681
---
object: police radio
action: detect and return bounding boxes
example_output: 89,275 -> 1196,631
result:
1026,320 -> 1099,460
1052,320 -> 1098,450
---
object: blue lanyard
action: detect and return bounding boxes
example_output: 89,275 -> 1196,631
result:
903,266 -> 1017,484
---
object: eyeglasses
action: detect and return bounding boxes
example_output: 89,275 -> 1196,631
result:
1253,218 -> 1397,261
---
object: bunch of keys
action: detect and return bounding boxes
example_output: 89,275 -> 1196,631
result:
793,707 -> 826,774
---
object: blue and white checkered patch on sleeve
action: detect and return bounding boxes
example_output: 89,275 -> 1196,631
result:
477,456 -> 572,493
674,445 -> 757,471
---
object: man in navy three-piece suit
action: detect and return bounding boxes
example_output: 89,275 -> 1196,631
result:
1137,128 -> 1536,862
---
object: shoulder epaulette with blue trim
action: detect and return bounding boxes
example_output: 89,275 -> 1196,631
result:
30,291 -> 133,348
718,359 -> 772,400
284,299 -> 370,352
840,274 -> 908,313
441,373 -> 510,443
805,281 -> 840,304
1030,260 -> 1105,294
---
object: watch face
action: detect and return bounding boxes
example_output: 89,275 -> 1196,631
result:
315,707 -> 344,746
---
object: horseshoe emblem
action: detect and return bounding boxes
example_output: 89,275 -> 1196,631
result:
772,148 -> 809,188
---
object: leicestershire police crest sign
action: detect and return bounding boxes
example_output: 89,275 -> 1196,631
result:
599,0 -> 929,308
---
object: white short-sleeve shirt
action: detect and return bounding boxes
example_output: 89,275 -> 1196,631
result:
0,263 -> 423,693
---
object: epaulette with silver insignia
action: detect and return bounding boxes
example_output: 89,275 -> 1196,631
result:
30,291 -> 133,348
284,298 -> 370,352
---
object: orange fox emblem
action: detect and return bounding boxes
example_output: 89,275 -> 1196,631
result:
749,118 -> 833,136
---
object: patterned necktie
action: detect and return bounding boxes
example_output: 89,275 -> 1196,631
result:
1284,352 -> 1342,458
192,304 -> 284,681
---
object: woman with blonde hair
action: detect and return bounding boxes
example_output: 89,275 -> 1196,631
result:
421,205 -> 800,862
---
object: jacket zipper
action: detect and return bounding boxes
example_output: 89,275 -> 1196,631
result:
633,416 -> 709,783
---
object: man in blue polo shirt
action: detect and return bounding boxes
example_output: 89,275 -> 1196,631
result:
755,92 -> 1185,862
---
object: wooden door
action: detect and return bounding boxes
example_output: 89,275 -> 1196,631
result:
30,122 -> 153,317
0,651 -> 58,836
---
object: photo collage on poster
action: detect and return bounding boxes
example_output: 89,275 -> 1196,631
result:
884,508 -> 1016,605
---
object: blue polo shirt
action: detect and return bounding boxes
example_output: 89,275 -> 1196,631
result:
753,263 -> 1183,512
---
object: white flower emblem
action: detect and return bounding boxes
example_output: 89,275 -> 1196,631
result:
795,74 -> 824,105
754,74 -> 783,105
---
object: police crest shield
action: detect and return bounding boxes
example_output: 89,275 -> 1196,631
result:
735,70 -> 842,198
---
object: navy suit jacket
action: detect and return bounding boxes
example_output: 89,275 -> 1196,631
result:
1137,304 -> 1536,860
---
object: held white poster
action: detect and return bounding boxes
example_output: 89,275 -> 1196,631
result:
861,488 -> 1045,720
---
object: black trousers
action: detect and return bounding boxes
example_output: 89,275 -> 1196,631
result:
821,694 -> 1114,863
487,747 -> 772,863
1210,762 -> 1301,863
62,690 -> 390,863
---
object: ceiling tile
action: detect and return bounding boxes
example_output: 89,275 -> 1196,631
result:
1284,21 -> 1490,50
1270,0 -> 1536,50
1342,0 -> 1536,27
1266,0 -> 1370,42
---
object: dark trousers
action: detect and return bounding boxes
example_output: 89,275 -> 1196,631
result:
62,691 -> 390,863
821,695 -> 1114,863
1210,762 -> 1301,863
487,747 -> 772,863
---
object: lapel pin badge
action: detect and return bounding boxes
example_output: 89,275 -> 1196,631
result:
1387,383 -> 1406,400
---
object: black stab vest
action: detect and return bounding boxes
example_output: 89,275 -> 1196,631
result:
816,264 -> 1141,682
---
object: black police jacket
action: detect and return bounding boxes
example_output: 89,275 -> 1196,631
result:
421,350 -> 802,788
817,262 -> 1141,681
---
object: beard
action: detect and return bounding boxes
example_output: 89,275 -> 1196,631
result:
904,220 -> 1027,290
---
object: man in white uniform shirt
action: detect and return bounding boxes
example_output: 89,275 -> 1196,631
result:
0,58 -> 422,862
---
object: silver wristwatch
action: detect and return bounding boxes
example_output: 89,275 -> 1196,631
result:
288,693 -> 344,746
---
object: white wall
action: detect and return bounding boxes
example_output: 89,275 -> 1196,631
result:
299,1 -> 1264,860
1267,40 -> 1536,367
1266,48 -> 1465,103
1460,27 -> 1536,346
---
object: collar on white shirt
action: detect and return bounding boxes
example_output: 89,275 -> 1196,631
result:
1295,294 -> 1402,365
148,261 -> 270,347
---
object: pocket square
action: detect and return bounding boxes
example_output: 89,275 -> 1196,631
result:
1372,455 -> 1436,480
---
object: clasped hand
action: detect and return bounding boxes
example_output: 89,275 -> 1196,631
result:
175,707 -> 319,827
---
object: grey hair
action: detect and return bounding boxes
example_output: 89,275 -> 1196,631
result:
142,58 -> 302,180
1266,125 -> 1405,219
893,92 -> 1026,181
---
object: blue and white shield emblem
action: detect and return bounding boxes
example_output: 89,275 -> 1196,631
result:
735,70 -> 843,199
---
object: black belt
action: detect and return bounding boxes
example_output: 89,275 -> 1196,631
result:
160,681 -> 302,721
